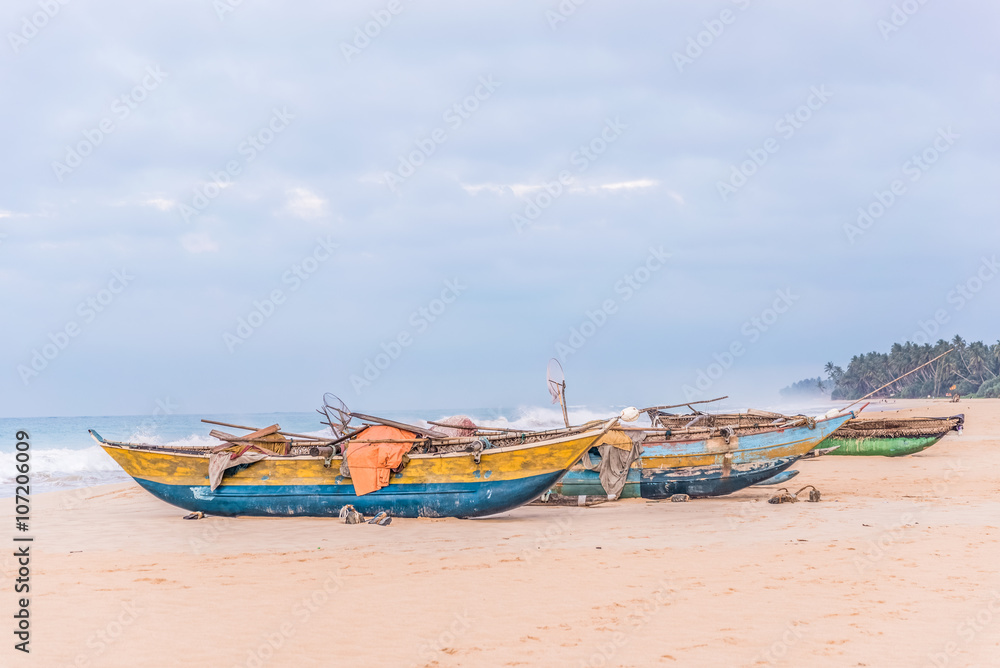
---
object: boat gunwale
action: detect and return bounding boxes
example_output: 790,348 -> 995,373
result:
638,437 -> 813,458
637,412 -> 850,450
91,424 -> 610,461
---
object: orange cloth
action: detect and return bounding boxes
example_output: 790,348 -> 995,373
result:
344,426 -> 415,496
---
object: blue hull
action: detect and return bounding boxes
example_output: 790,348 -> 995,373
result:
556,456 -> 798,499
752,470 -> 801,486
134,470 -> 565,519
638,457 -> 797,498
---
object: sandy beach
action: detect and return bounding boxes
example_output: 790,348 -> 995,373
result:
6,399 -> 999,667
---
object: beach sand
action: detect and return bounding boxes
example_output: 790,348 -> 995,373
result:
5,399 -> 999,667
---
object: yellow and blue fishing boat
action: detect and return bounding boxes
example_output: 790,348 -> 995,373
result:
88,420 -> 615,518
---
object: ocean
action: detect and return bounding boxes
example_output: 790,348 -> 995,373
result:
0,399 -> 849,497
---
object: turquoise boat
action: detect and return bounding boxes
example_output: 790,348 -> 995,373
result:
554,412 -> 852,499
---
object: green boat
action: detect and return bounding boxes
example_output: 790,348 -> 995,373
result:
648,409 -> 965,458
822,414 -> 964,457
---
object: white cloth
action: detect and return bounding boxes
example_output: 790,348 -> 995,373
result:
208,450 -> 269,491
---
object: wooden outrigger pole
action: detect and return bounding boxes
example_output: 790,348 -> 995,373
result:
558,378 -> 570,429
200,419 -> 333,442
639,396 -> 729,413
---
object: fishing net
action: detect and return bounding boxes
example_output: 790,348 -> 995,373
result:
832,415 -> 964,439
546,358 -> 565,406
319,393 -> 352,438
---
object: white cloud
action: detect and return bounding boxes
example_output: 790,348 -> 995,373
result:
460,183 -> 547,197
142,197 -> 177,211
462,179 -> 661,198
283,187 -> 327,219
461,183 -> 505,196
597,179 -> 659,191
180,232 -> 219,254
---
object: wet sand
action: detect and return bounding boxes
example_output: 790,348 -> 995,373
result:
5,399 -> 999,667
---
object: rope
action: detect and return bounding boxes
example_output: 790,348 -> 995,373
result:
795,485 -> 821,502
767,488 -> 797,504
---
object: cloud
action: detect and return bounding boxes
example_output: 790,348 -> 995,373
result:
142,198 -> 177,211
597,179 -> 660,192
180,232 -> 219,254
282,187 -> 327,219
2,0 -> 998,417
460,183 -> 547,197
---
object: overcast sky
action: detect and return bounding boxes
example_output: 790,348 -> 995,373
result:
2,0 -> 998,418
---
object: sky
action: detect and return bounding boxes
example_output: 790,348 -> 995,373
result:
1,0 -> 998,418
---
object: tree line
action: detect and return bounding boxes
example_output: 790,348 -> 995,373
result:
824,336 -> 1000,400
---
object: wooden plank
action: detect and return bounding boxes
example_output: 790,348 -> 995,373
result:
244,424 -> 281,439
201,418 -> 332,442
351,412 -> 448,438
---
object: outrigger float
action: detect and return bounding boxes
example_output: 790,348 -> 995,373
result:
820,414 -> 963,456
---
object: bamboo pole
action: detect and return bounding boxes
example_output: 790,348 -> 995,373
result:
200,419 -> 331,442
425,420 -> 515,433
559,380 -> 570,429
638,396 -> 728,412
350,412 -> 448,438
